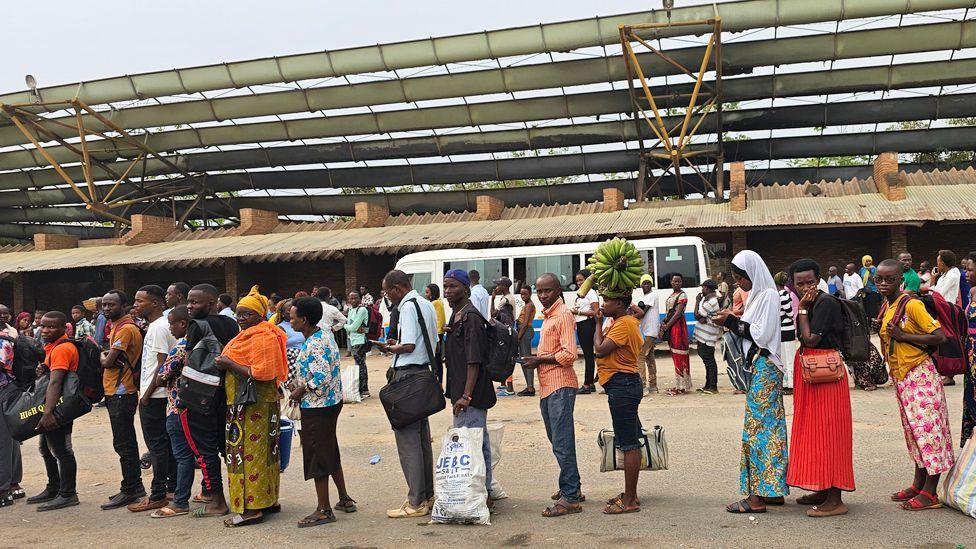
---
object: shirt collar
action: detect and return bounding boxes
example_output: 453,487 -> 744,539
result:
397,289 -> 421,310
44,334 -> 69,351
543,299 -> 568,319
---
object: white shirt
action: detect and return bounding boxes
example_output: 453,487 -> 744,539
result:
574,289 -> 599,323
817,279 -> 829,294
934,266 -> 961,304
842,273 -> 863,299
317,301 -> 347,333
470,284 -> 490,318
219,307 -> 234,318
393,289 -> 438,368
141,316 -> 177,398
637,291 -> 660,337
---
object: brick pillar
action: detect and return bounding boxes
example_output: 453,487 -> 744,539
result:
120,214 -> 176,245
33,233 -> 79,251
603,188 -> 625,213
729,162 -> 747,212
731,231 -> 748,255
354,202 -> 389,228
111,265 -> 137,299
12,272 -> 34,314
224,258 -> 241,300
237,208 -> 279,235
888,225 -> 908,258
344,250 -> 361,296
473,195 -> 504,221
873,151 -> 906,201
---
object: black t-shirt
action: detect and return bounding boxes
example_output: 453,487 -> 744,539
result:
444,304 -> 496,410
807,292 -> 844,350
186,314 -> 239,349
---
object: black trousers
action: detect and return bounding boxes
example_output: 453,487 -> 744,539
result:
181,404 -> 225,495
105,393 -> 143,494
39,422 -> 77,497
697,342 -> 718,390
139,398 -> 176,500
353,343 -> 369,393
576,318 -> 597,386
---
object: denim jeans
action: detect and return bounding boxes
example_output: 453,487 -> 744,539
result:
105,393 -> 143,494
540,387 -> 581,502
452,406 -> 492,493
39,423 -> 77,497
603,373 -> 644,452
139,398 -> 176,500
166,414 -> 195,508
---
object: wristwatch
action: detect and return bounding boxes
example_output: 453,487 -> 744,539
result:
798,309 -> 809,315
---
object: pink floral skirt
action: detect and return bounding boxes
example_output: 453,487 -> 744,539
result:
894,359 -> 955,475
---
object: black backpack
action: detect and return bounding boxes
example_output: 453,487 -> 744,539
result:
827,295 -> 871,363
0,333 -> 45,391
65,337 -> 107,403
177,320 -> 224,415
468,310 -> 519,383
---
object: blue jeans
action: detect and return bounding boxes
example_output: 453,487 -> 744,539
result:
540,387 -> 581,502
604,373 -> 644,452
166,413 -> 195,509
452,406 -> 491,493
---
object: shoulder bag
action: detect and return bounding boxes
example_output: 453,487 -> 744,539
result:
798,348 -> 845,384
379,299 -> 445,429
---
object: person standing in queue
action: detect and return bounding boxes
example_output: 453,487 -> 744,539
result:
875,259 -> 954,512
787,259 -> 855,518
443,269 -> 496,508
572,270 -> 599,394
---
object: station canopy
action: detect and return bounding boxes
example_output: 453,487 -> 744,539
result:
2,0 -> 976,239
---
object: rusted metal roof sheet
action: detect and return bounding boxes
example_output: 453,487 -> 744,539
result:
0,184 -> 972,274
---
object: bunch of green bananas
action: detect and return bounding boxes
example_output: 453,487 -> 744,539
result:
578,237 -> 644,298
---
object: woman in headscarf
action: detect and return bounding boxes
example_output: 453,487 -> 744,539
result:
659,274 -> 691,396
15,312 -> 32,337
215,285 -> 289,528
712,250 -> 787,514
787,259 -> 855,518
860,255 -> 882,321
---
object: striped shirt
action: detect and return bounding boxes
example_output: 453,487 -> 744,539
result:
693,296 -> 723,345
536,299 -> 579,399
779,289 -> 796,341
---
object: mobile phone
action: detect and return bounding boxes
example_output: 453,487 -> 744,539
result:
368,339 -> 385,346
514,357 -> 527,365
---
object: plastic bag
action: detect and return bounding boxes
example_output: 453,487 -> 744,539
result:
938,433 -> 976,518
341,364 -> 361,403
486,422 -> 507,500
431,427 -> 490,525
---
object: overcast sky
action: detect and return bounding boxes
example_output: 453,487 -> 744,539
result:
3,0 -> 660,93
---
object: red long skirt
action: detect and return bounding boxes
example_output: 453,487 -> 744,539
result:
786,347 -> 856,492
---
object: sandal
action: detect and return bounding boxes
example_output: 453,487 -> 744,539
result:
0,492 -> 13,508
551,490 -> 586,502
190,505 -> 229,519
797,491 -> 829,505
298,508 -> 336,528
192,494 -> 213,504
890,485 -> 921,502
10,488 -> 25,500
542,499 -> 582,517
726,498 -> 766,514
606,493 -> 640,506
224,512 -> 264,528
603,499 -> 640,515
901,490 -> 942,511
334,497 -> 358,513
151,506 -> 189,518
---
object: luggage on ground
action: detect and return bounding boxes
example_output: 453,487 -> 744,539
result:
432,426 -> 490,525
597,425 -> 668,473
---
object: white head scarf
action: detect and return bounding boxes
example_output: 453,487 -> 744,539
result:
732,250 -> 783,371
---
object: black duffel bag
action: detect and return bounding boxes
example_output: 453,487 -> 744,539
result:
378,299 -> 445,429
3,372 -> 92,442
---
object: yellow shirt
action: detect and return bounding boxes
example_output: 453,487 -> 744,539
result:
879,294 -> 941,381
596,315 -> 643,386
432,299 -> 446,335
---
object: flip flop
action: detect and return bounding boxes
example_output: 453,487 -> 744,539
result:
606,493 -> 639,506
542,499 -> 582,517
192,494 -> 213,504
726,499 -> 766,514
603,499 -> 640,515
224,512 -> 264,528
151,506 -> 189,518
298,508 -> 336,528
190,506 -> 229,519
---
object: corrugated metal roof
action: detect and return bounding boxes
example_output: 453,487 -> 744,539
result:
0,184 -> 972,274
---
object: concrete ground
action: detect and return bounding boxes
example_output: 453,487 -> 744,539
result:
4,344 -> 974,548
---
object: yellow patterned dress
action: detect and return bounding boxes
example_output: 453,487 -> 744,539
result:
225,373 -> 281,513
740,356 -> 789,497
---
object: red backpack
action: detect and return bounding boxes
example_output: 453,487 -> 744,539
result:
366,303 -> 384,341
885,291 -> 968,376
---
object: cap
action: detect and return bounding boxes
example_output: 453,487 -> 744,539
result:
494,276 -> 513,288
701,279 -> 718,290
639,274 -> 653,284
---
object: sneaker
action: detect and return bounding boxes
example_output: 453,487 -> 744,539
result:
576,385 -> 594,395
26,488 -> 58,505
37,495 -> 79,512
516,388 -> 536,397
387,500 -> 429,518
101,489 -> 145,510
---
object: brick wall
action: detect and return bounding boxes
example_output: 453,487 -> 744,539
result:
473,195 -> 504,221
236,208 -> 279,236
908,222 -> 976,266
603,188 -> 624,213
729,162 -> 746,211
33,233 -> 79,251
354,202 -> 389,228
735,226 -> 890,274
121,214 -> 176,246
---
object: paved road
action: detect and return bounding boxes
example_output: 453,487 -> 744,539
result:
5,349 -> 974,548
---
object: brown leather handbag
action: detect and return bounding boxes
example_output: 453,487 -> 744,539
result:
799,349 -> 845,384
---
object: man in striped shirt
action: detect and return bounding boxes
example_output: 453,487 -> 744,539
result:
693,279 -> 723,394
522,273 -> 582,517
